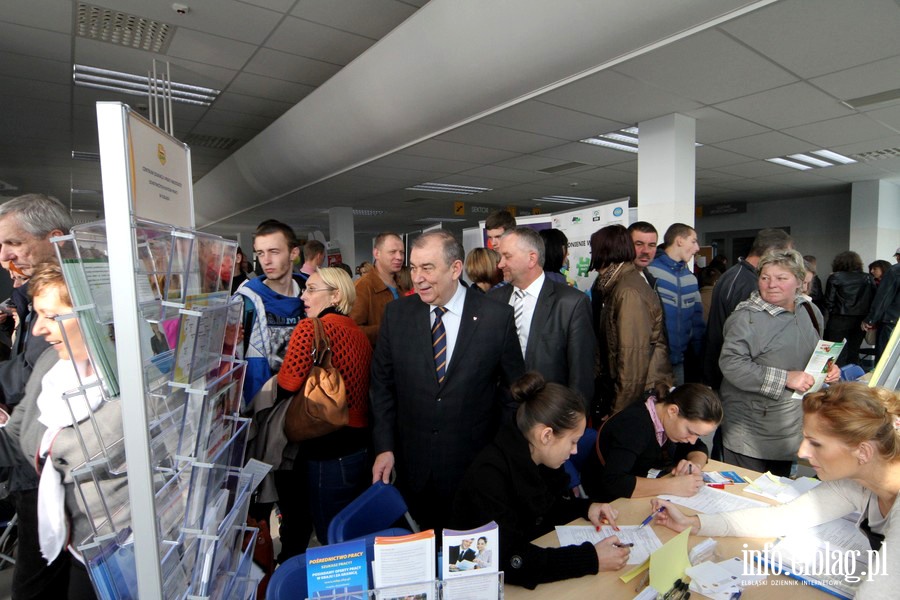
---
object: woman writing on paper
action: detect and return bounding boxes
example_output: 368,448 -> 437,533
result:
0,262 -> 129,599
276,267 -> 372,556
450,372 -> 630,589
718,249 -> 840,477
651,383 -> 900,600
581,383 -> 722,502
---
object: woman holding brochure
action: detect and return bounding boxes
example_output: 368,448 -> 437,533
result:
0,262 -> 130,599
650,382 -> 900,600
450,372 -> 630,589
581,383 -> 722,502
718,249 -> 839,477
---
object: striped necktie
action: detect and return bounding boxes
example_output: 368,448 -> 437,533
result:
513,288 -> 527,355
432,306 -> 448,383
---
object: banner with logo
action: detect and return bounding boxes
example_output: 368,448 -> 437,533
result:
551,199 -> 629,291
127,110 -> 193,228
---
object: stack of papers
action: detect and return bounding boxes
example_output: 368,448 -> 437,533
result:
686,557 -> 766,600
659,485 -> 768,514
743,472 -> 820,504
555,525 -> 662,565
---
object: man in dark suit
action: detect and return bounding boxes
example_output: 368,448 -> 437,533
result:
371,230 -> 525,530
490,227 -> 595,405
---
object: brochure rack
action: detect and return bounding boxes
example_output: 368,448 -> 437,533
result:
301,573 -> 505,600
49,213 -> 258,599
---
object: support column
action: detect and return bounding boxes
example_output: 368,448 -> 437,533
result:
328,206 -> 356,270
637,113 -> 696,234
850,180 -> 900,266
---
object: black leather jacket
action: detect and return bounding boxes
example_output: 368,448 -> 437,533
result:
824,271 -> 876,317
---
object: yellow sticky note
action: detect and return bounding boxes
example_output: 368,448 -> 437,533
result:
649,528 -> 691,593
619,558 -> 649,583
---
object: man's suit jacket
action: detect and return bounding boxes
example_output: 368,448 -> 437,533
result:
370,286 -> 526,497
488,277 -> 595,405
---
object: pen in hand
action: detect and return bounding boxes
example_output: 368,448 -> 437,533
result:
638,506 -> 665,528
613,542 -> 634,548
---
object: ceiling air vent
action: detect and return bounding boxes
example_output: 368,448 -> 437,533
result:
852,147 -> 900,162
538,161 -> 588,174
184,134 -> 242,151
76,2 -> 174,53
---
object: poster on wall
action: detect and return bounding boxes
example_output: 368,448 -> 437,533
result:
127,110 -> 193,229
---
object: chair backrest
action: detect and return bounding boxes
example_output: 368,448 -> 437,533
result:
266,553 -> 307,600
327,481 -> 414,544
840,364 -> 865,381
563,427 -> 598,493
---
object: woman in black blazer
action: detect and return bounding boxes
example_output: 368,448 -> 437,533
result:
581,383 -> 722,502
450,372 -> 629,589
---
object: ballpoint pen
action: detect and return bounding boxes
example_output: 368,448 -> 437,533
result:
613,542 -> 634,548
638,506 -> 665,528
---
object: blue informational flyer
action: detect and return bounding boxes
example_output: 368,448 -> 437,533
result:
306,538 -> 367,599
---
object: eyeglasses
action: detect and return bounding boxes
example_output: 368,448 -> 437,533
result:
305,286 -> 335,293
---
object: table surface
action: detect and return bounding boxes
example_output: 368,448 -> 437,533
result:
504,460 -> 829,600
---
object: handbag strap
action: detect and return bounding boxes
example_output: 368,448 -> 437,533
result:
800,302 -> 819,334
309,317 -> 333,366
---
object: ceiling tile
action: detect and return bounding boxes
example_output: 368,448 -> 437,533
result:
535,142 -> 639,167
782,114 -> 897,148
714,82 -> 854,131
865,103 -> 900,131
561,167 -> 636,185
374,153 -> 480,174
0,21 -> 70,62
0,0 -> 72,32
538,69 -> 702,124
455,165 -> 550,184
227,72 -> 315,103
166,28 -> 257,70
199,108 -> 276,131
480,100 -> 627,140
291,0 -> 418,39
436,123 -> 567,153
267,16 -> 375,64
615,28 -> 797,104
712,160 -> 799,179
810,54 -> 900,104
685,107 -> 769,144
243,47 -> 341,86
211,91 -> 293,118
721,0 -> 900,78
713,130 -> 820,160
695,146 -> 754,169
402,139 -> 519,164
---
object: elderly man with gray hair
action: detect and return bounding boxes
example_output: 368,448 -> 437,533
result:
490,226 -> 595,406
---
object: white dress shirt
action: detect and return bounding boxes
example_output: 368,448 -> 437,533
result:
509,272 -> 544,357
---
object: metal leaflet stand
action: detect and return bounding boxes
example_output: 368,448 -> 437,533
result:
95,101 -> 171,598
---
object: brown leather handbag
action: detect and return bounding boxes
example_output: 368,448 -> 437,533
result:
284,318 -> 349,442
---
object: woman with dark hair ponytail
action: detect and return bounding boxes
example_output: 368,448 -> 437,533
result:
450,372 -> 630,590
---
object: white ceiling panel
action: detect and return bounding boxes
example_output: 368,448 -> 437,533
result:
267,17 -> 375,64
0,52 -> 69,84
830,135 -> 900,157
401,140 -> 518,164
243,47 -> 341,86
686,107 -> 769,144
782,114 -> 897,148
0,21 -> 70,62
480,101 -> 628,140
0,0 -> 72,32
714,82 -> 854,131
712,160 -> 799,179
227,72 -> 315,103
538,69 -> 702,124
239,0 -> 296,12
865,104 -> 900,131
534,142 -> 639,167
166,28 -> 258,70
721,0 -> 900,79
201,109 -> 277,131
455,165 -> 552,184
695,146 -> 755,169
810,55 -> 900,104
493,155 -> 583,172
564,167 -> 637,185
0,75 -> 69,102
211,92 -> 294,119
614,28 -> 797,105
713,130 -> 819,159
291,0 -> 418,39
436,123 -> 567,153
373,153 -> 480,174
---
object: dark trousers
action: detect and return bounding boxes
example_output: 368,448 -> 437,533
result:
306,449 -> 369,545
824,314 -> 866,367
10,489 -> 71,600
722,448 -> 793,478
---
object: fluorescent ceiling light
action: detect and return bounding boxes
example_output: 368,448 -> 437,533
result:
765,158 -> 812,171
352,209 -> 385,216
580,126 -> 701,154
787,154 -> 833,168
416,217 -> 467,223
73,64 -> 220,106
810,149 -> 856,165
535,195 -> 597,205
406,182 -> 492,195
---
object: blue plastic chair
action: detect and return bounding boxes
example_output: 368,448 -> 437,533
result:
840,364 -> 865,381
563,427 -> 598,497
326,481 -> 418,544
267,553 -> 307,600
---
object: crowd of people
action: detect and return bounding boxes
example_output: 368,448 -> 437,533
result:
1,195 -> 900,597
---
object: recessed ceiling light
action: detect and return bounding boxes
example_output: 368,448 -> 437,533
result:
787,154 -> 833,168
765,158 -> 813,171
534,195 -> 597,205
809,149 -> 856,165
579,126 -> 701,154
766,148 -> 856,171
416,217 -> 467,223
406,182 -> 492,195
73,64 -> 220,106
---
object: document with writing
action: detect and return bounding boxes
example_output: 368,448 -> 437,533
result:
555,525 -> 662,565
659,485 -> 768,514
791,339 -> 845,400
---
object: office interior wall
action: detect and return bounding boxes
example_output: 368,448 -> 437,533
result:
696,192 -> 852,276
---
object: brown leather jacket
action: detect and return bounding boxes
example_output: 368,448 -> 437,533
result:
351,268 -> 397,346
593,263 -> 672,414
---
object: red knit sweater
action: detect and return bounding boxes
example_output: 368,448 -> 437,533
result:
278,313 -> 372,428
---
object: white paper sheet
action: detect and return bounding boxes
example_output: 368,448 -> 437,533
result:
659,485 -> 768,514
555,525 -> 663,565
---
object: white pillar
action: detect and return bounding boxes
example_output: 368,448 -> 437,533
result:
637,113 -> 696,234
850,180 -> 900,266
329,206 -> 356,270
